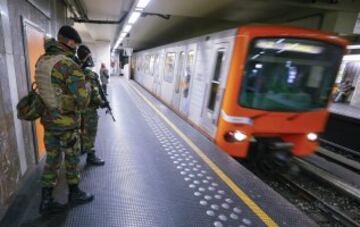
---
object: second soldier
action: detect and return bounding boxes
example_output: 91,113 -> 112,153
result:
77,45 -> 106,166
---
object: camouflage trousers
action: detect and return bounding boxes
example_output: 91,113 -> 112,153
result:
41,129 -> 81,187
81,109 -> 99,153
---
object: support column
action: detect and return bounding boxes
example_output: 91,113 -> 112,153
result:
0,0 -> 27,175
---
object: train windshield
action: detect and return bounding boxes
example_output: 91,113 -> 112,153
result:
239,38 -> 343,112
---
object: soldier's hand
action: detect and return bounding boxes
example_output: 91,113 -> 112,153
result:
99,101 -> 107,109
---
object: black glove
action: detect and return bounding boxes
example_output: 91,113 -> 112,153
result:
99,101 -> 107,109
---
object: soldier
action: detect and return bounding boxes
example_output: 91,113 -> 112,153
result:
35,26 -> 94,215
77,45 -> 105,166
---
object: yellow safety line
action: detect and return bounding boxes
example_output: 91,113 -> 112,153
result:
130,83 -> 278,227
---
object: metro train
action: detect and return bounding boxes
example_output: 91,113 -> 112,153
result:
132,25 -> 347,162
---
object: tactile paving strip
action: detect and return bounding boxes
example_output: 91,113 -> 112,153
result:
125,84 -> 263,227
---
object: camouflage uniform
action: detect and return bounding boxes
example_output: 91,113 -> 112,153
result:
36,39 -> 89,187
81,69 -> 104,153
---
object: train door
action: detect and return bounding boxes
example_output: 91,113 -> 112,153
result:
162,51 -> 177,104
171,51 -> 185,109
149,55 -> 155,87
22,19 -> 46,161
201,43 -> 229,136
153,54 -> 161,96
179,46 -> 196,116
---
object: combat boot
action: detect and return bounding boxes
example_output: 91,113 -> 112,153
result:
39,187 -> 67,215
86,152 -> 105,166
68,184 -> 94,205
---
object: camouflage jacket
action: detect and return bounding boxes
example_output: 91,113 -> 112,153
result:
36,39 -> 90,131
83,68 -> 104,110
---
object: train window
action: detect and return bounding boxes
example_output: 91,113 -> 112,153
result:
155,55 -> 160,71
187,50 -> 195,66
175,52 -> 185,93
164,52 -> 176,83
207,48 -> 226,111
136,57 -> 142,72
183,50 -> 195,98
239,38 -> 344,112
149,55 -> 155,75
144,55 -> 151,74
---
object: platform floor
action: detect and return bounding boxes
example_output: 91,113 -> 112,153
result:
5,77 -> 316,227
330,103 -> 360,119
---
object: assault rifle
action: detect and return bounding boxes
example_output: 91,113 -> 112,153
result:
94,77 -> 116,122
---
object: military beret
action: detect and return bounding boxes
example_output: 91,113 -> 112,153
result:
57,25 -> 82,44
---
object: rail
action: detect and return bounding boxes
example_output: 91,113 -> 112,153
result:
294,158 -> 360,203
319,138 -> 360,159
278,173 -> 360,227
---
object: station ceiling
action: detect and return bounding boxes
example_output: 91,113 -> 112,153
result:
72,0 -> 360,51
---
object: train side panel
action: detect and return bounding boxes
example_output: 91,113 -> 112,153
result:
133,29 -> 237,137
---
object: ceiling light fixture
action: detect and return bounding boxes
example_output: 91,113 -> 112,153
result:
123,24 -> 132,33
120,32 -> 127,38
128,11 -> 141,24
136,0 -> 151,9
114,0 -> 151,49
115,38 -> 123,48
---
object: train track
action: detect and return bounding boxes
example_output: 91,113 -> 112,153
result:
290,158 -> 360,226
294,158 -> 360,202
319,138 -> 360,164
241,157 -> 360,227
316,147 -> 360,174
277,173 -> 360,227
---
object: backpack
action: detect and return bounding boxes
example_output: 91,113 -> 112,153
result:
16,82 -> 45,121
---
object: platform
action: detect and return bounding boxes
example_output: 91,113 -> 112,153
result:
322,104 -> 360,152
330,103 -> 360,120
3,77 -> 316,227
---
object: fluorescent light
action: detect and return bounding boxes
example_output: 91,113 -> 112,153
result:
120,32 -> 127,38
114,37 -> 123,49
123,24 -> 132,33
114,33 -> 128,49
128,11 -> 141,24
117,38 -> 123,44
136,0 -> 151,8
134,7 -> 144,11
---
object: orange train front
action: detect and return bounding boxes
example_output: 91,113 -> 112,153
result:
216,26 -> 348,159
133,25 -> 348,162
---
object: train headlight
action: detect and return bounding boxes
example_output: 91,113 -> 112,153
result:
234,131 -> 247,141
224,130 -> 247,142
307,133 -> 318,141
